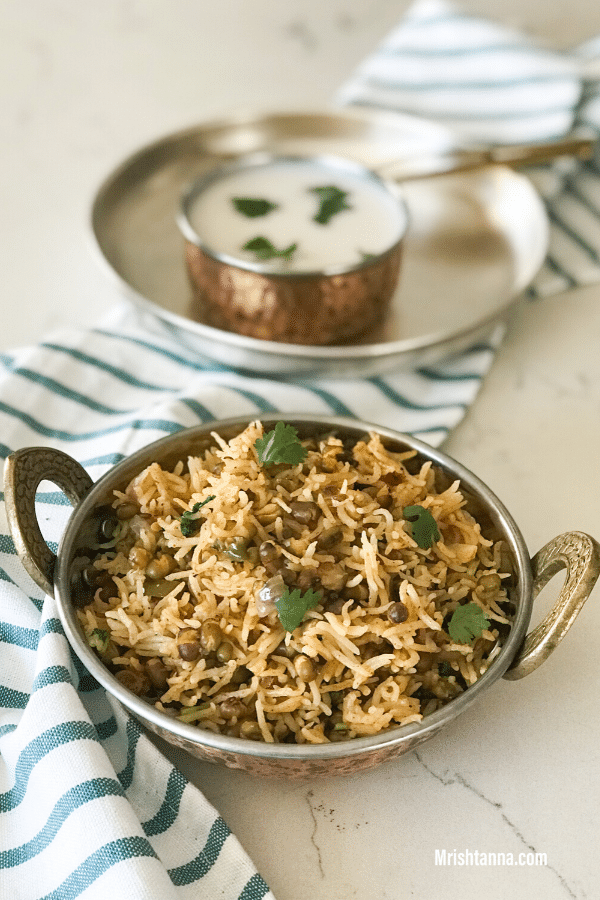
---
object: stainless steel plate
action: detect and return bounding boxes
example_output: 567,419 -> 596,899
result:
90,107 -> 549,377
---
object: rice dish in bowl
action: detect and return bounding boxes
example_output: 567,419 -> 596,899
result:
72,420 -> 513,746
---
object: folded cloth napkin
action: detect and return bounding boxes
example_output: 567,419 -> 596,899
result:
338,0 -> 600,295
2,2 -> 600,898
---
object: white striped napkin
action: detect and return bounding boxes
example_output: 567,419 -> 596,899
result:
338,0 -> 600,295
2,2 -> 600,898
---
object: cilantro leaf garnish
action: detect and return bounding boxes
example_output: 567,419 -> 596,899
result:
274,586 -> 323,633
448,603 -> 490,644
242,236 -> 297,262
180,495 -> 216,537
254,422 -> 308,467
310,185 -> 351,225
232,197 -> 278,218
88,628 -> 110,654
403,505 -> 440,550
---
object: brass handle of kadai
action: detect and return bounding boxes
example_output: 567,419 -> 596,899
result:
4,447 -> 94,597
504,531 -> 600,680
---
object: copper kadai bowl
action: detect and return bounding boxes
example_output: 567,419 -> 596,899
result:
177,154 -> 408,346
5,416 -> 600,778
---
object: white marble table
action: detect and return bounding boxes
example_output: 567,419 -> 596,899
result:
157,287 -> 600,900
3,3 -> 600,898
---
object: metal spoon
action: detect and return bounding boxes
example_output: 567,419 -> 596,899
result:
376,131 -> 596,182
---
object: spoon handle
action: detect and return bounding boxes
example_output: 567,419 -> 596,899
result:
378,132 -> 596,182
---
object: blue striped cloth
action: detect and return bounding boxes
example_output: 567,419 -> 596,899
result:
338,0 -> 600,295
3,2 -> 600,896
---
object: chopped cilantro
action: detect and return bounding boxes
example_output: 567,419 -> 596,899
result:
254,422 -> 308,467
448,603 -> 490,644
403,505 -> 440,549
309,185 -> 351,225
242,236 -> 297,262
274,586 -> 323,633
232,197 -> 278,218
180,495 -> 215,537
88,628 -> 110,654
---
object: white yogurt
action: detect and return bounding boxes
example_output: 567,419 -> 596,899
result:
184,156 -> 408,274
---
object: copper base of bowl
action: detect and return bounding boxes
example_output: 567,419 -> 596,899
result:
184,240 -> 403,346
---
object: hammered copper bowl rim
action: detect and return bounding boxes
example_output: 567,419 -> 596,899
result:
176,151 -> 409,279
52,415 -> 532,764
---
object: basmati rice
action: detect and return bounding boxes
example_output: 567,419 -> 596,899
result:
75,421 -> 511,744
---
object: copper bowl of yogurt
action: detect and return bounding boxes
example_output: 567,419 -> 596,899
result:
177,153 -> 409,346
